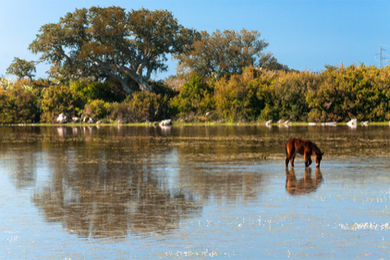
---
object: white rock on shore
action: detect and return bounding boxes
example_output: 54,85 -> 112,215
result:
56,113 -> 67,123
159,119 -> 172,127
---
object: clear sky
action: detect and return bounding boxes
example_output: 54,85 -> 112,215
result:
1,0 -> 389,80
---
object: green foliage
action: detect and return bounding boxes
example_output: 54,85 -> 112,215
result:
6,57 -> 36,80
83,99 -> 111,120
214,68 -> 265,121
174,29 -> 286,79
169,74 -> 213,117
270,71 -> 317,121
40,85 -> 83,122
172,65 -> 390,123
70,78 -> 126,103
5,63 -> 390,124
306,64 -> 390,122
107,102 -> 129,122
0,77 -> 14,91
29,6 -> 198,93
126,91 -> 163,122
0,82 -> 40,123
103,91 -> 169,123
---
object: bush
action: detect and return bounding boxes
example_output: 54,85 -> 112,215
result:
0,85 -> 40,123
214,68 -> 270,121
105,91 -> 168,123
307,64 -> 390,122
83,99 -> 110,120
169,74 -> 214,117
40,85 -> 83,122
126,91 -> 163,122
70,78 -> 127,103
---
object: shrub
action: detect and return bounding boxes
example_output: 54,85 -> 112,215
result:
0,85 -> 40,123
214,67 -> 266,121
83,99 -> 110,120
70,78 -> 127,103
126,91 -> 162,122
169,74 -> 214,117
108,102 -> 130,122
40,85 -> 83,122
307,64 -> 390,122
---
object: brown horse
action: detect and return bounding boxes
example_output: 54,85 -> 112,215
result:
285,138 -> 324,168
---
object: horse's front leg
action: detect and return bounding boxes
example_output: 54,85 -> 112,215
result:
291,152 -> 296,167
304,153 -> 312,167
307,156 -> 312,167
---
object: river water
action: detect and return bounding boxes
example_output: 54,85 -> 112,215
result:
1,125 -> 390,259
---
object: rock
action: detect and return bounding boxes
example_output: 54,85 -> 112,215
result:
347,119 -> 357,127
277,119 -> 284,123
159,119 -> 172,127
72,117 -> 80,123
265,120 -> 272,126
321,122 -> 337,126
205,112 -> 211,118
88,118 -> 95,123
57,113 -> 67,123
308,122 -> 316,126
362,121 -> 369,126
83,116 -> 88,123
96,119 -> 103,124
284,120 -> 291,124
153,122 -> 158,126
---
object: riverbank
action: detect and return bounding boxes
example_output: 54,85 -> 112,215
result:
3,120 -> 390,127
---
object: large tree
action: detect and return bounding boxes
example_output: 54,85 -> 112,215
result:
29,6 -> 198,93
174,29 -> 288,78
6,57 -> 36,81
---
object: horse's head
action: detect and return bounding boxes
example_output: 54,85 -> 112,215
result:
315,152 -> 324,168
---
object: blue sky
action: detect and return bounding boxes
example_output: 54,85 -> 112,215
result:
1,0 -> 389,80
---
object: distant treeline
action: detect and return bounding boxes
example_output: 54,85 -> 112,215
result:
1,64 -> 390,124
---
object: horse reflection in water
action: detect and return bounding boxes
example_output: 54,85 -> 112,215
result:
285,167 -> 323,195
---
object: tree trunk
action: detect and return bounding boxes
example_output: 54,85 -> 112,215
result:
128,71 -> 154,93
120,77 -> 134,95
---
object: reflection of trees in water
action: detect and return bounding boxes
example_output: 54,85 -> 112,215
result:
285,167 -> 323,195
26,126 -> 265,238
175,141 -> 263,203
2,125 -> 338,239
0,143 -> 37,189
178,169 -> 262,204
31,138 -> 202,239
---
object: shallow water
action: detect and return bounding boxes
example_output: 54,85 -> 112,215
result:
1,125 -> 390,258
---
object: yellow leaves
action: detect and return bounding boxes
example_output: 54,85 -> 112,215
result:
77,42 -> 114,59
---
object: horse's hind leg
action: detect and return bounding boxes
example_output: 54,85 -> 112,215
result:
286,152 -> 295,167
285,145 -> 292,167
285,156 -> 289,167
